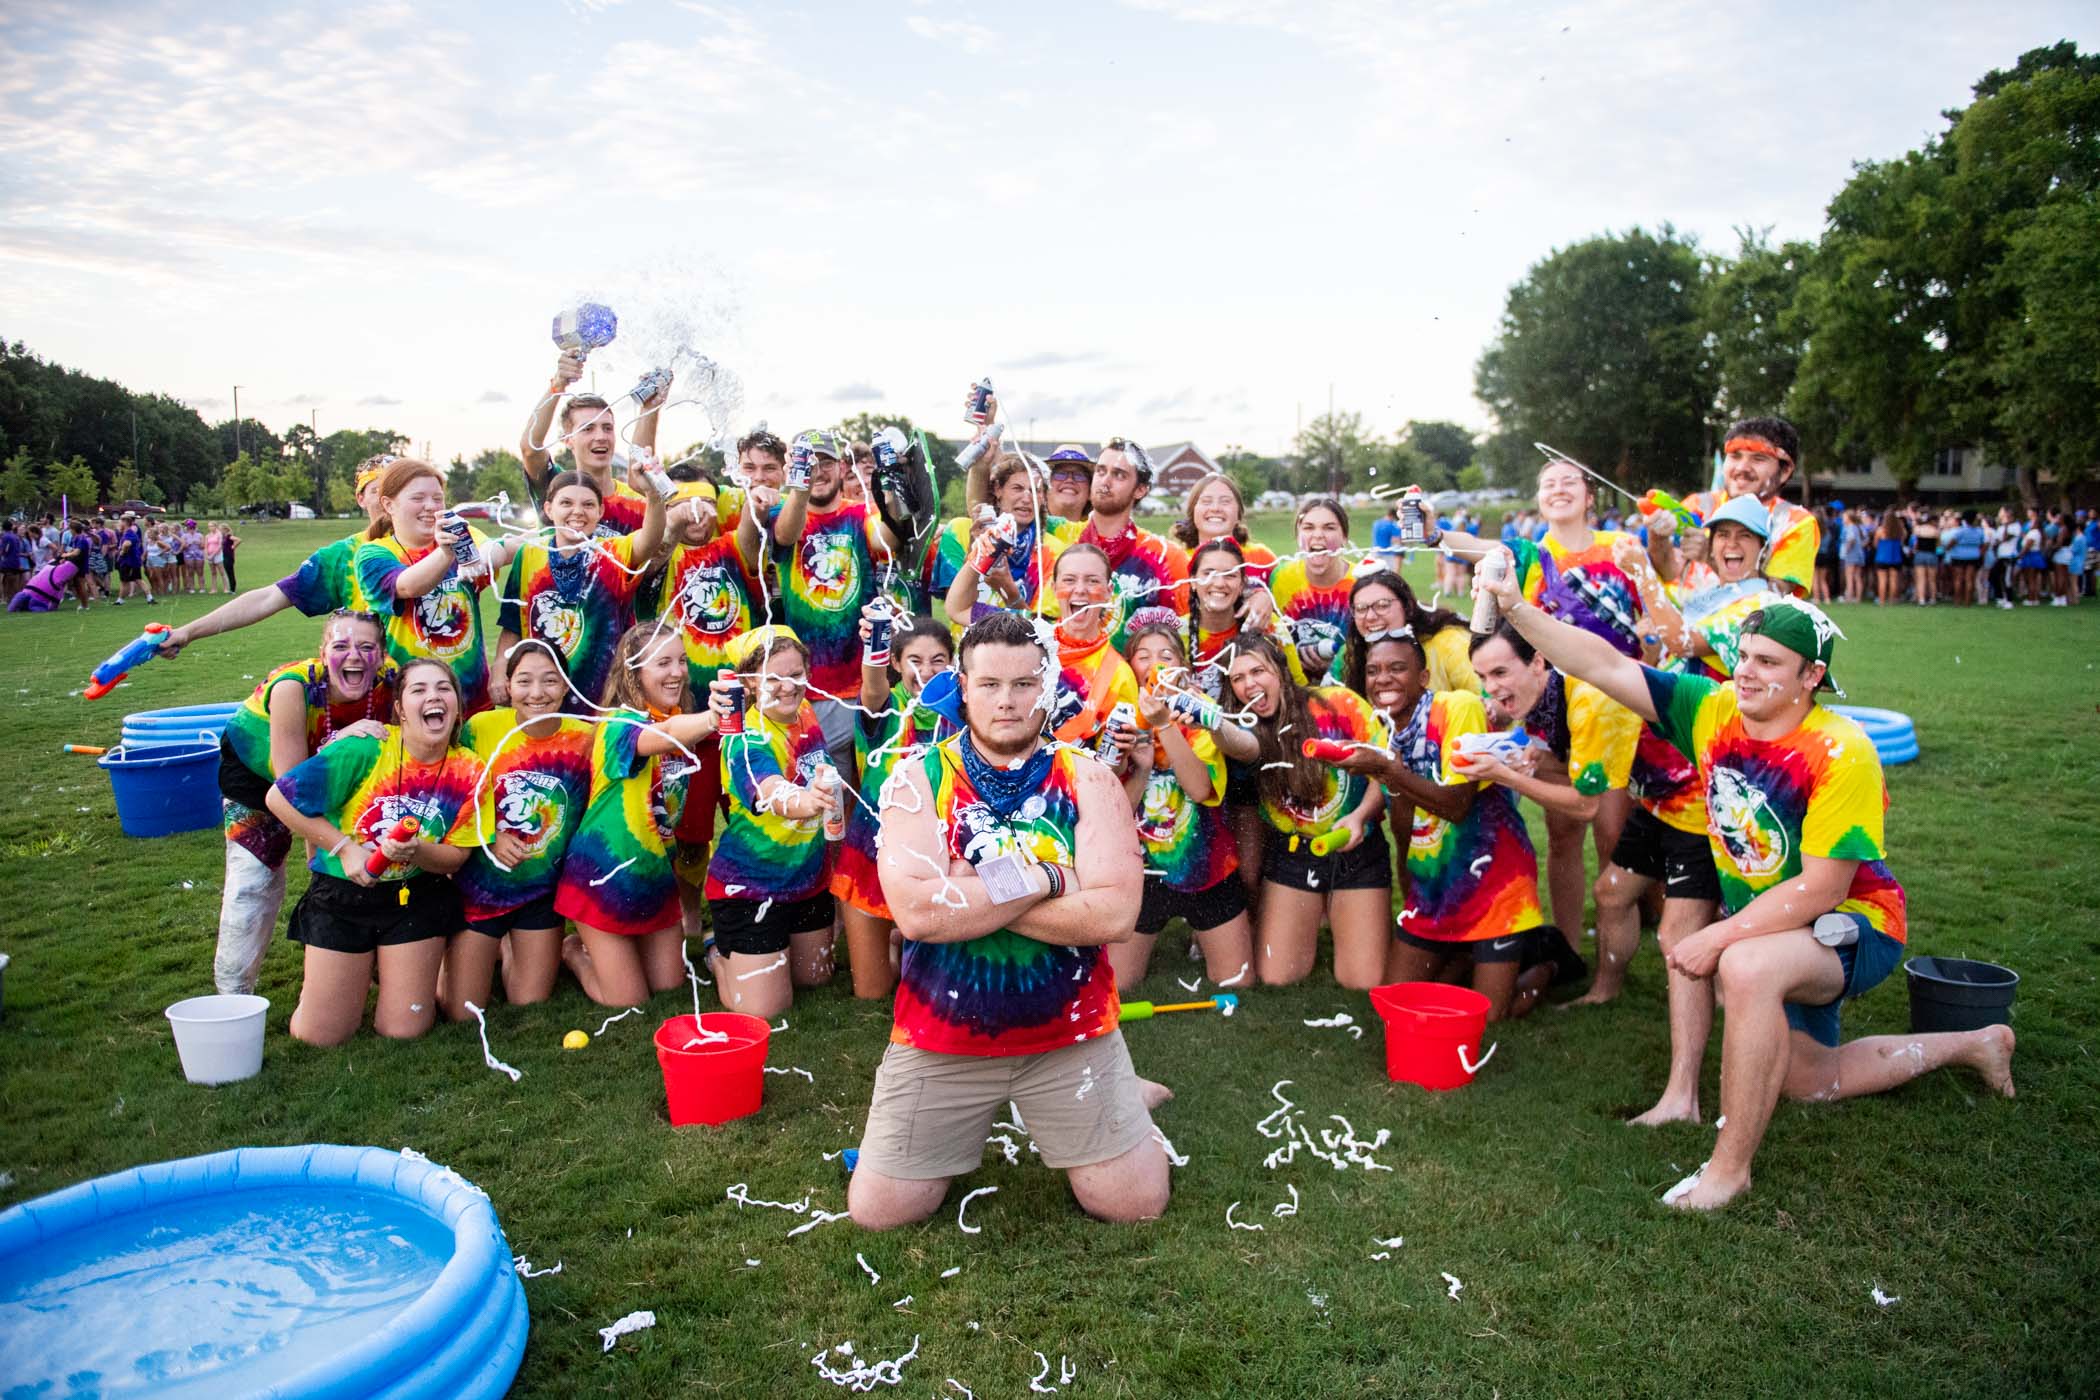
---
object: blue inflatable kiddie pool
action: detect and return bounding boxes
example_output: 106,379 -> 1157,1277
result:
0,1144 -> 527,1399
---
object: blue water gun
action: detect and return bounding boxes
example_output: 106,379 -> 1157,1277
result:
84,623 -> 171,700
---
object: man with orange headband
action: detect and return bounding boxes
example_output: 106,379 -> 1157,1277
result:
1678,417 -> 1819,598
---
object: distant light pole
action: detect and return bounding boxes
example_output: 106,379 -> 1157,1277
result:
232,385 -> 244,460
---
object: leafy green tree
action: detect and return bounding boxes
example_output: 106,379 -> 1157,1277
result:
107,460 -> 145,505
1701,227 -> 1814,426
1402,420 -> 1477,482
1986,196 -> 2100,491
0,449 -> 39,514
1457,463 -> 1488,493
43,455 -> 98,513
1475,226 -> 1715,489
1292,411 -> 1381,494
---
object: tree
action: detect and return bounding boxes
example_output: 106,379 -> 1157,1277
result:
1292,411 -> 1381,494
215,418 -> 284,470
1456,463 -> 1488,493
1701,227 -> 1814,426
107,460 -> 145,506
1475,226 -> 1715,490
1402,420 -> 1477,482
44,455 -> 98,514
0,449 -> 39,514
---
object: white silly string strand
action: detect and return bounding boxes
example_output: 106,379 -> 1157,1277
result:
461,1000 -> 522,1082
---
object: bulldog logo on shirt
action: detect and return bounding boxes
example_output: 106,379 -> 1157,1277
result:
494,771 -> 564,854
801,529 -> 861,609
675,562 -> 740,637
1706,767 -> 1788,878
1136,769 -> 1191,846
413,583 -> 473,658
529,592 -> 584,659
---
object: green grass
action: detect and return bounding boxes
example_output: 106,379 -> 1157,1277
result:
3,518 -> 2097,1398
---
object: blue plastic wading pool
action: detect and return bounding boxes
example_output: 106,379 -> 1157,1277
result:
1827,705 -> 1919,766
0,1144 -> 527,1399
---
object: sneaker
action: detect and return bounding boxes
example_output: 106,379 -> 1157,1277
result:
2023,599 -> 2039,606
2051,597 -> 2067,607
145,595 -> 156,604
112,598 -> 123,606
1997,599 -> 2014,610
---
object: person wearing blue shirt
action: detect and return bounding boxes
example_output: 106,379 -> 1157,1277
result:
114,512 -> 154,606
1372,506 -> 1404,571
1943,512 -> 1985,607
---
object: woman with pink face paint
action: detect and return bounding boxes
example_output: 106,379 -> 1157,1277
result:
211,611 -> 398,995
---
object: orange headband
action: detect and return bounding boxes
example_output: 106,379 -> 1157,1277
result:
1725,436 -> 1792,465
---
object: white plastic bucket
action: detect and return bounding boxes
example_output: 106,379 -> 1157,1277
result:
165,994 -> 269,1085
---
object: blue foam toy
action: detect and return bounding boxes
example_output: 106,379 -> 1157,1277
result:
0,1144 -> 527,1399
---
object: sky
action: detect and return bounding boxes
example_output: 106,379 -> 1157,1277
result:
3,0 -> 2094,468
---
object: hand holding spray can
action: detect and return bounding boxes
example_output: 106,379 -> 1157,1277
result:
716,675 -> 746,736
1094,701 -> 1138,766
438,511 -> 483,575
965,377 -> 995,425
816,767 -> 847,841
1472,548 -> 1510,636
955,421 -> 1005,472
864,600 -> 895,667
1399,486 -> 1428,547
630,445 -> 675,500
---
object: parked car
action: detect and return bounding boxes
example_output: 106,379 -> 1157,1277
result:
101,500 -> 166,516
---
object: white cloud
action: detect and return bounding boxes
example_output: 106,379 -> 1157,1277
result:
904,14 -> 998,53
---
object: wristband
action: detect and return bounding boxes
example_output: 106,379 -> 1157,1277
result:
329,834 -> 353,858
1038,861 -> 1065,899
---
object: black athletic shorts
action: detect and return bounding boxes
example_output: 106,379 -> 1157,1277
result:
117,564 -> 142,583
1396,926 -> 1527,964
218,734 -> 273,810
287,871 -> 461,954
1136,872 -> 1249,936
463,891 -> 563,937
712,892 -> 835,956
1608,806 -> 1722,903
1261,823 -> 1392,895
1224,758 -> 1261,806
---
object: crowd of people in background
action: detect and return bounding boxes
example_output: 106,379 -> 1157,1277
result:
1,512 -> 241,612
1818,502 -> 2095,608
44,356 -> 2027,1222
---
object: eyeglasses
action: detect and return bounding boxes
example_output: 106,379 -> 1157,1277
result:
1352,596 -> 1402,618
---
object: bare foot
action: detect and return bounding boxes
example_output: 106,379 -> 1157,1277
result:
560,933 -> 591,980
1968,1023 -> 2017,1098
1629,1097 -> 1701,1128
1559,983 -> 1622,1010
1139,1077 -> 1175,1111
1662,1161 -> 1750,1211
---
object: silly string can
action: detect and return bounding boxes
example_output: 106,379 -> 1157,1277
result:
865,601 -> 895,667
1166,688 -> 1224,730
718,676 -> 746,735
965,377 -> 995,426
1095,701 -> 1137,763
1400,486 -> 1427,547
786,440 -> 815,491
628,367 -> 672,405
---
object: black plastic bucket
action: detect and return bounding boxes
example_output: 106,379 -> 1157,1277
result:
1904,956 -> 2017,1034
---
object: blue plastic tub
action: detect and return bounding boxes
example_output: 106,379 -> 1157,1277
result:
98,742 -> 223,837
121,701 -> 240,750
0,1144 -> 528,1399
1828,705 -> 1918,766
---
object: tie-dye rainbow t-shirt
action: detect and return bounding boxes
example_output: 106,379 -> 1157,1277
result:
553,708 -> 692,935
651,533 -> 758,697
924,515 -> 1061,624
498,533 -> 643,709
1421,624 -> 1480,696
777,502 -> 884,703
1259,686 -> 1391,840
1049,631 -> 1141,746
271,731 -> 482,880
1136,724 -> 1237,894
836,700 -> 959,918
1267,558 -> 1353,686
891,738 -> 1119,1057
1539,530 -> 1643,656
276,531 -> 372,616
356,535 -> 492,714
706,705 -> 836,904
455,709 -> 594,921
1395,690 -> 1545,943
222,658 -> 397,783
1525,673 -> 1640,797
1645,669 -> 1905,941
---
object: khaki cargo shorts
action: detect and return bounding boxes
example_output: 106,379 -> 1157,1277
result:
856,1030 -> 1155,1180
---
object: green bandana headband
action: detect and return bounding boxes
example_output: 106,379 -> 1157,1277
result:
1740,598 -> 1846,697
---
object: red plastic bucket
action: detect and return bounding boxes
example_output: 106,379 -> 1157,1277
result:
1369,982 -> 1492,1091
653,1012 -> 770,1125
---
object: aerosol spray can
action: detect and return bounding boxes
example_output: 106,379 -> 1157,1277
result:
965,377 -> 995,425
1472,548 -> 1509,636
817,767 -> 847,841
438,510 -> 482,574
631,446 -> 675,501
955,421 -> 1005,471
864,599 -> 895,667
1095,701 -> 1138,764
871,426 -> 907,474
786,438 -> 815,492
1167,688 -> 1225,730
718,676 -> 746,735
627,366 -> 672,407
1400,486 -> 1427,547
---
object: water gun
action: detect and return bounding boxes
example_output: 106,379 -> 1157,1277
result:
1454,729 -> 1534,765
1638,489 -> 1703,532
363,816 -> 421,876
1301,738 -> 1360,763
84,623 -> 171,700
1308,828 -> 1352,856
1121,993 -> 1238,1022
62,744 -> 108,755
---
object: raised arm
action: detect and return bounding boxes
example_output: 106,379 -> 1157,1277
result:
521,349 -> 585,486
157,583 -> 292,655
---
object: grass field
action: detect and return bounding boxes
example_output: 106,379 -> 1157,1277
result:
3,517 -> 2096,1397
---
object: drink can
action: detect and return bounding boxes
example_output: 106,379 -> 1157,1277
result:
965,377 -> 995,426
718,676 -> 745,735
865,601 -> 894,667
1400,486 -> 1427,547
438,511 -> 482,571
786,440 -> 815,491
1168,688 -> 1224,730
871,429 -> 904,472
